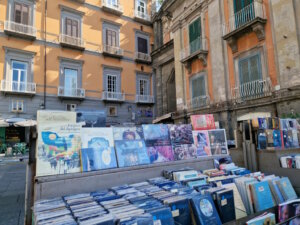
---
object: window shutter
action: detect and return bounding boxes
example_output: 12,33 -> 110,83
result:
14,3 -> 22,23
22,5 -> 29,25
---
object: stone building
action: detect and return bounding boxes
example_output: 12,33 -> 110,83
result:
152,0 -> 300,141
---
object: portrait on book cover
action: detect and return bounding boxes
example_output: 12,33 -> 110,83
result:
208,129 -> 228,155
168,124 -> 194,145
193,131 -> 212,156
113,127 -> 144,141
37,124 -> 82,176
279,201 -> 300,225
147,146 -> 174,163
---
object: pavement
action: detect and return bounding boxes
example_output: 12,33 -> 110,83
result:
0,160 -> 27,225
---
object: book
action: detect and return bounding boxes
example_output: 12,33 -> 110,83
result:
215,189 -> 236,223
250,181 -> 275,212
257,130 -> 267,150
266,129 -> 274,148
36,124 -> 82,176
149,207 -> 175,225
164,197 -> 191,225
190,114 -> 216,131
246,213 -> 276,225
81,128 -> 117,171
114,140 -> 150,167
268,177 -> 285,204
142,125 -> 174,164
192,131 -> 212,156
172,144 -> 198,160
278,199 -> 300,224
292,130 -> 299,148
258,118 -> 268,129
168,124 -> 194,145
276,177 -> 298,201
273,130 -> 282,148
190,194 -> 222,225
208,129 -> 228,155
282,130 -> 293,148
113,127 -> 144,140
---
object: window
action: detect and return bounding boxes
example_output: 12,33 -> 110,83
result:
191,75 -> 206,99
65,18 -> 78,37
107,75 -> 117,92
234,0 -> 253,13
139,79 -> 148,95
108,0 -> 118,6
61,9 -> 82,39
64,68 -> 78,96
11,60 -> 27,92
11,100 -> 24,112
238,54 -> 262,85
137,0 -> 146,14
234,0 -> 255,28
14,2 -> 29,24
103,22 -> 120,48
137,37 -> 148,54
106,29 -> 117,47
189,18 -> 201,54
108,106 -> 117,116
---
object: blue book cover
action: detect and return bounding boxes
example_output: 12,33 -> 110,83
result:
246,213 -> 276,225
276,177 -> 298,201
115,140 -> 150,167
142,124 -> 170,141
268,178 -> 285,204
149,207 -> 175,225
257,130 -> 267,150
167,198 -> 191,225
216,190 -> 236,223
258,118 -> 268,129
190,194 -> 222,225
251,181 -> 275,212
120,214 -> 154,225
273,130 -> 282,148
283,130 -> 293,148
113,127 -> 144,140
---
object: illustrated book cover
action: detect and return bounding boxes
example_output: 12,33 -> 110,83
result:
113,127 -> 144,141
192,131 -> 212,156
207,129 -> 228,155
168,124 -> 194,145
190,114 -> 216,131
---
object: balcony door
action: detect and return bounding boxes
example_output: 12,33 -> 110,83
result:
234,0 -> 254,28
11,60 -> 27,92
190,75 -> 206,108
64,68 -> 78,96
189,18 -> 201,54
14,2 -> 29,25
138,79 -> 148,96
107,75 -> 117,93
106,29 -> 117,47
137,37 -> 148,54
65,18 -> 79,38
108,0 -> 118,7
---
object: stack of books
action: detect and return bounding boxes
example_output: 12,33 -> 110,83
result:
280,155 -> 300,169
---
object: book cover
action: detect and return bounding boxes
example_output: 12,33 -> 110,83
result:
251,181 -> 275,212
278,199 -> 300,224
142,124 -> 170,141
147,146 -> 174,163
190,194 -> 222,225
37,124 -> 82,176
266,129 -> 274,148
258,118 -> 268,129
246,213 -> 276,225
273,130 -> 282,148
282,130 -> 293,148
192,131 -> 212,156
267,118 -> 274,129
190,114 -> 216,131
273,118 -> 280,130
115,140 -> 150,167
166,198 -> 191,225
268,177 -> 285,205
292,130 -> 299,148
280,119 -> 289,130
276,177 -> 298,201
113,127 -> 144,141
172,144 -> 198,160
168,124 -> 194,145
257,130 -> 267,150
208,129 -> 228,155
149,207 -> 175,225
215,189 -> 236,223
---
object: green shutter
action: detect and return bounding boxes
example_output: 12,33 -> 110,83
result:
189,18 -> 201,53
239,54 -> 262,85
0,128 -> 5,144
191,76 -> 205,99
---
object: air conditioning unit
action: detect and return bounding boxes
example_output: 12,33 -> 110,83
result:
66,104 -> 77,112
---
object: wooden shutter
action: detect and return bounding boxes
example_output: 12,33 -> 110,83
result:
189,18 -> 201,44
72,20 -> 78,37
66,18 -> 72,36
14,3 -> 22,23
239,54 -> 261,84
22,5 -> 29,25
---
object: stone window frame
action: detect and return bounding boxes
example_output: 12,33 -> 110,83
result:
59,58 -> 83,89
135,0 -> 148,15
107,105 -> 118,117
3,47 -> 35,83
233,46 -> 268,87
10,99 -> 25,113
135,31 -> 150,54
189,72 -> 208,100
6,0 -> 36,26
136,73 -> 151,96
103,66 -> 122,93
102,21 -> 121,47
60,6 -> 83,38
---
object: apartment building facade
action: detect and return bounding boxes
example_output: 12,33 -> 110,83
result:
0,0 -> 155,126
152,0 -> 300,140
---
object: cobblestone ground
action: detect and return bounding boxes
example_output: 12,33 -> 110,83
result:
0,160 -> 26,225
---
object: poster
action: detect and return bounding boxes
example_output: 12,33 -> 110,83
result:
192,131 -> 212,156
208,129 -> 228,155
190,114 -> 215,131
172,144 -> 198,160
80,128 -> 117,171
113,127 -> 144,140
36,124 -> 82,176
168,124 -> 194,145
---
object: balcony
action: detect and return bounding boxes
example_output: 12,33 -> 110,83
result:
222,0 -> 267,52
135,52 -> 152,64
102,45 -> 124,58
231,78 -> 272,102
102,0 -> 123,15
0,80 -> 36,95
102,91 -> 125,102
181,37 -> 208,73
136,95 -> 155,104
187,95 -> 210,111
58,87 -> 85,100
59,34 -> 85,51
4,21 -> 36,40
133,10 -> 151,25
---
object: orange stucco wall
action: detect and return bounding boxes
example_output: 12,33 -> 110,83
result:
224,0 -> 277,89
0,0 -> 153,99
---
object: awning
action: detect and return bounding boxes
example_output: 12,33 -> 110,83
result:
237,112 -> 271,122
0,118 -> 37,127
0,120 -> 9,127
14,119 -> 37,127
152,113 -> 173,124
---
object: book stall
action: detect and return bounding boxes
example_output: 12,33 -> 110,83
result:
26,111 -> 300,225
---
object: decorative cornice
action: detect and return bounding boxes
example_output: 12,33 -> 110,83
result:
3,46 -> 36,56
58,56 -> 84,64
59,4 -> 85,16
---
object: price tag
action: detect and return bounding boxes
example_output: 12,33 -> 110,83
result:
172,209 -> 180,217
154,220 -> 162,225
221,199 -> 227,206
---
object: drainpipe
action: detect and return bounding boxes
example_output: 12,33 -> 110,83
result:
43,0 -> 47,109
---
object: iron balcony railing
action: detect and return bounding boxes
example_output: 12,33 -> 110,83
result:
231,78 -> 272,101
136,95 -> 155,103
103,44 -> 124,56
181,36 -> 207,60
58,87 -> 85,98
134,10 -> 151,22
102,91 -> 125,101
188,95 -> 210,110
135,52 -> 151,63
102,0 -> 123,13
4,21 -> 36,37
0,80 -> 36,94
223,0 -> 266,36
59,34 -> 85,48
